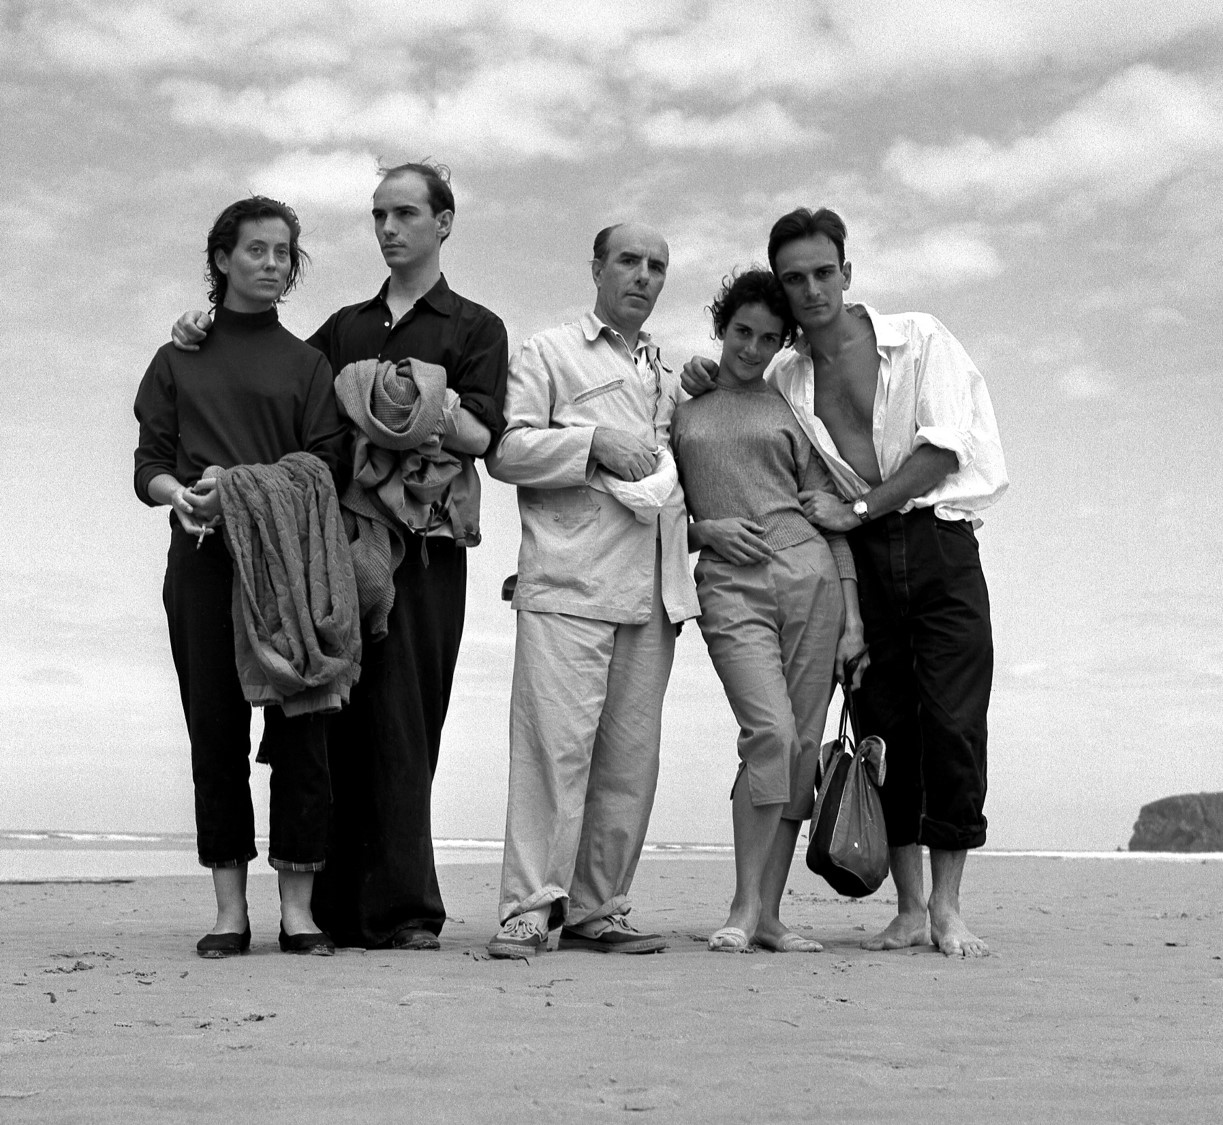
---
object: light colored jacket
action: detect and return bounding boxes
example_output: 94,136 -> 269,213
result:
487,312 -> 700,626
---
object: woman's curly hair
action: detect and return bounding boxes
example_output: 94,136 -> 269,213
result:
707,267 -> 797,346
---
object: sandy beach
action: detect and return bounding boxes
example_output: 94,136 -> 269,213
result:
2,853 -> 1220,1124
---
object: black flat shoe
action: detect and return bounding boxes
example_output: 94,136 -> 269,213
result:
278,926 -> 335,956
196,925 -> 251,958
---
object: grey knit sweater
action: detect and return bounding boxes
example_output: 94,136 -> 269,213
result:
671,380 -> 856,580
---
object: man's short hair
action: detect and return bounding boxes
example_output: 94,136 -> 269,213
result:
378,159 -> 455,241
592,224 -> 623,264
205,195 -> 308,309
767,207 -> 848,275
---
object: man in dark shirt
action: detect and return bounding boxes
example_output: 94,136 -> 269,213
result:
172,163 -> 508,949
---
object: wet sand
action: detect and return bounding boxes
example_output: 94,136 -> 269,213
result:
2,854 -> 1220,1123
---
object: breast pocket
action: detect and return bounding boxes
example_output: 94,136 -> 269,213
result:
572,378 -> 626,405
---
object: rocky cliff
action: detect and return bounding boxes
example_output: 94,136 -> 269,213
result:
1128,792 -> 1223,851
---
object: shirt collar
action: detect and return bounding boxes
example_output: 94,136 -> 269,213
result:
580,310 -> 657,356
360,273 -> 458,317
794,302 -> 902,357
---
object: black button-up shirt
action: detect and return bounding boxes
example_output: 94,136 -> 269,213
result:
307,273 -> 509,445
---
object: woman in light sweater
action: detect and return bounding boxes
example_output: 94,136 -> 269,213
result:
133,197 -> 348,958
671,270 -> 869,953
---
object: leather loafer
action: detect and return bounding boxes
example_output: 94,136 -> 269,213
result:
390,927 -> 440,951
196,926 -> 251,958
278,927 -> 335,956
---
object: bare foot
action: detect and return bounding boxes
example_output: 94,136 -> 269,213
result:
930,906 -> 989,958
861,911 -> 929,951
754,920 -> 822,953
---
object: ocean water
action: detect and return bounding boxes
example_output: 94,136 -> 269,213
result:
0,831 -> 737,881
2,831 -> 1220,882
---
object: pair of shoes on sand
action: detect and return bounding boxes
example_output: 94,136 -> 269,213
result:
707,927 -> 821,953
487,910 -> 667,959
195,925 -> 337,957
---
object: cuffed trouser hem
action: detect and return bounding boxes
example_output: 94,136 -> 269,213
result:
565,893 -> 631,929
198,850 -> 258,870
888,819 -> 988,852
500,886 -> 569,928
268,857 -> 327,873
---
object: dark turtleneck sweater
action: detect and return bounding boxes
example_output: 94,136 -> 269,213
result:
133,304 -> 349,505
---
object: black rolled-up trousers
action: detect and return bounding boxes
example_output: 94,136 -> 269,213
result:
847,508 -> 992,852
312,537 -> 466,947
162,524 -> 331,870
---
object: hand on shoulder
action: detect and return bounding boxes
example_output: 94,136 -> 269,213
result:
171,310 -> 212,352
680,356 -> 718,397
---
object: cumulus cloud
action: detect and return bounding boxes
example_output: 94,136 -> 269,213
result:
628,1 -> 1223,97
17,3 -> 214,73
640,102 -> 825,151
863,227 -> 1005,293
1059,365 -> 1115,400
158,57 -> 610,162
883,65 -> 1223,210
250,150 -> 384,211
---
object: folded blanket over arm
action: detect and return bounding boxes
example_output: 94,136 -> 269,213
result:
209,451 -> 362,719
333,357 -> 482,639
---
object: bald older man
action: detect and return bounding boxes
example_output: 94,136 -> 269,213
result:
485,223 -> 700,958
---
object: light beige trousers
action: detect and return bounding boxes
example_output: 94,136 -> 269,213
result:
695,538 -> 844,819
498,555 -> 675,926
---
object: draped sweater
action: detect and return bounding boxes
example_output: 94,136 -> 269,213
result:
207,452 -> 362,721
670,379 -> 856,580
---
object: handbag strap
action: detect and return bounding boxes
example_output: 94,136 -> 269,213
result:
837,680 -> 860,746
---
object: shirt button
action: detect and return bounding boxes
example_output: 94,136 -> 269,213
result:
384,321 -> 391,328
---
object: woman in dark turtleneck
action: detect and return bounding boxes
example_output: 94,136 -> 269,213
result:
133,197 -> 347,958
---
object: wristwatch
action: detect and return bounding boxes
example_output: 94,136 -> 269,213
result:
852,499 -> 870,524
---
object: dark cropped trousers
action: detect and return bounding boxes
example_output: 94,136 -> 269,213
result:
162,524 -> 332,870
847,508 -> 993,852
312,537 -> 467,947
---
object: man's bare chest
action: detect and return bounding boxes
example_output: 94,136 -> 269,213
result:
812,346 -> 878,436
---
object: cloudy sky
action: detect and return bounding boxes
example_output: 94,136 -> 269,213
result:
3,1 -> 1221,851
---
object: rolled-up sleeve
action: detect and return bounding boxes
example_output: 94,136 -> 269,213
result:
452,311 -> 509,445
486,337 -> 596,489
911,318 -> 978,469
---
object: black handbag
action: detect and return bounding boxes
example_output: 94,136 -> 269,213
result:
805,682 -> 889,897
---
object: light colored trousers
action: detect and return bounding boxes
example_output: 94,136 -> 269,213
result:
695,538 -> 844,820
498,558 -> 675,926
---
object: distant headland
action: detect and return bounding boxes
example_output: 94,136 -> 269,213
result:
1129,792 -> 1223,851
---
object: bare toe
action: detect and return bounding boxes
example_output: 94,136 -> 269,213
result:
756,930 -> 822,953
861,912 -> 929,951
931,911 -> 989,958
